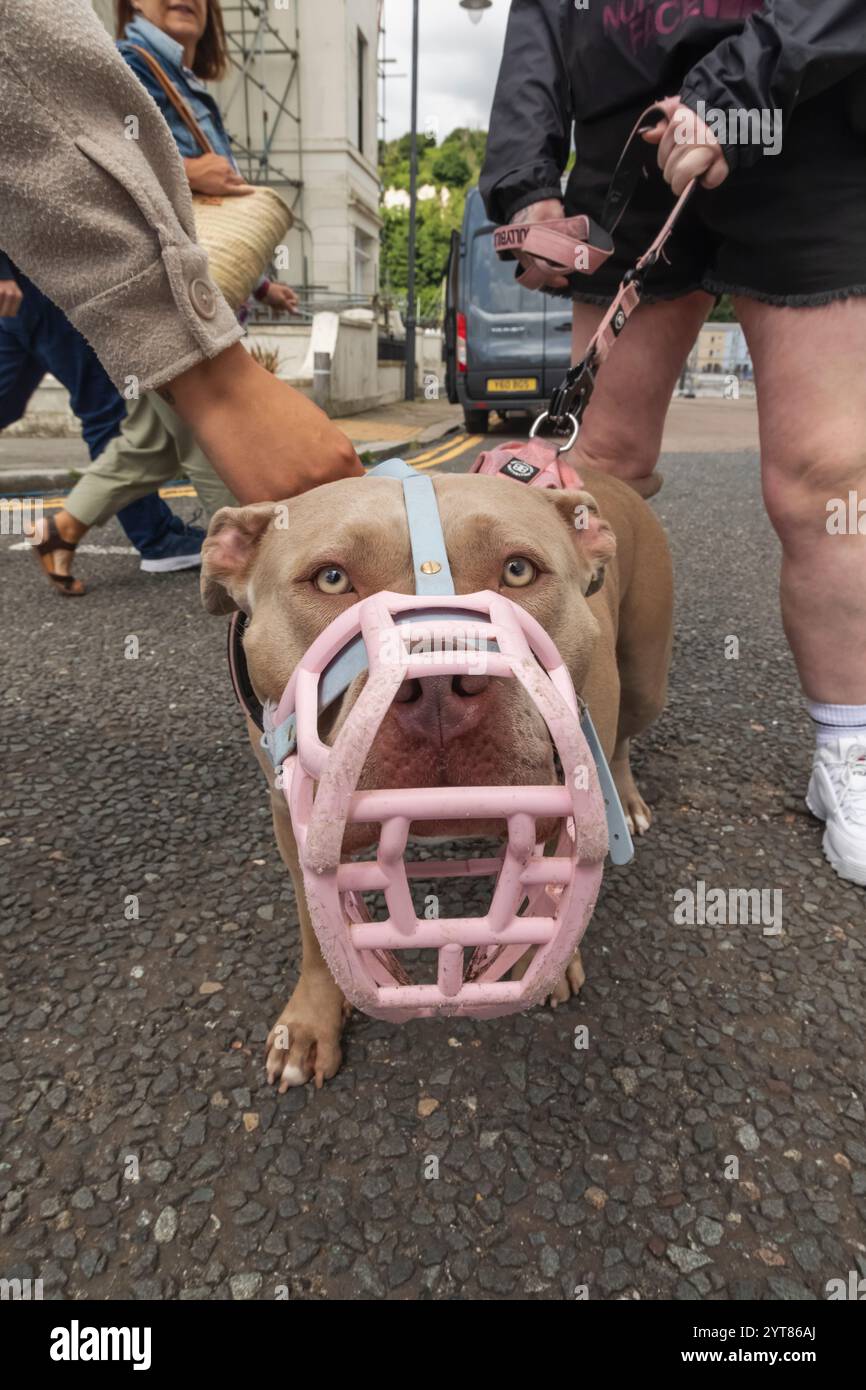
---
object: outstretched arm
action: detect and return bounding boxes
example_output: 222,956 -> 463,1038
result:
0,0 -> 361,497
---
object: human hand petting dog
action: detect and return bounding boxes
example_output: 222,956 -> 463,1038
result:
642,96 -> 730,196
162,344 -> 363,503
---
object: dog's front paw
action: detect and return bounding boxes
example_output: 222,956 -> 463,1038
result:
613,766 -> 652,836
265,972 -> 349,1091
546,948 -> 585,1007
511,946 -> 585,1007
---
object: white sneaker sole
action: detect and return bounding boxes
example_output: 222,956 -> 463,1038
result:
820,832 -> 866,887
806,789 -> 866,887
805,791 -> 823,822
140,553 -> 202,573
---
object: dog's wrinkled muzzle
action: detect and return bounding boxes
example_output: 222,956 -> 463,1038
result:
262,587 -> 608,1022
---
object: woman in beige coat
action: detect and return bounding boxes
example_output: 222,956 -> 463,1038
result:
0,0 -> 361,592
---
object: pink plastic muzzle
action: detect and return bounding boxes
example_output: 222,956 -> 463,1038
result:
264,587 -> 608,1022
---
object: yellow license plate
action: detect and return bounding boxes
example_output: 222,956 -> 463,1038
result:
486,377 -> 537,392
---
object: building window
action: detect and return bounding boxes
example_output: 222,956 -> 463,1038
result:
354,227 -> 374,296
357,29 -> 368,154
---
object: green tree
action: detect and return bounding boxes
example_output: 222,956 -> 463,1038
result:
708,294 -> 737,322
379,127 -> 488,323
431,146 -> 471,187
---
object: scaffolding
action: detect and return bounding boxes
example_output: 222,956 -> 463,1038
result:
217,1 -> 308,288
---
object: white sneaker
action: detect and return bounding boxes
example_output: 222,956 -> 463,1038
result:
806,737 -> 866,887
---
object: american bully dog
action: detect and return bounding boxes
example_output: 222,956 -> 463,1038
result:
201,466 -> 672,1089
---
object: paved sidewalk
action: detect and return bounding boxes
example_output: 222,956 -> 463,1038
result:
0,399 -> 464,493
662,397 -> 759,454
337,399 -> 463,455
0,396 -> 757,495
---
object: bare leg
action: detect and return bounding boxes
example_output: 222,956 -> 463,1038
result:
734,295 -> 866,703
565,292 -> 712,484
27,510 -> 88,585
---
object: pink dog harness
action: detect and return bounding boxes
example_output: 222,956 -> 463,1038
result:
228,457 -> 632,1022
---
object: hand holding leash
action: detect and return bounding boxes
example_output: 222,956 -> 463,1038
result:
522,105 -> 699,447
642,96 -> 730,194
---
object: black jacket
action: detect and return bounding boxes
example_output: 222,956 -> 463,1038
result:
480,0 -> 866,225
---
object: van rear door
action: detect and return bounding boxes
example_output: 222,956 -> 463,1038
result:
466,223 -> 545,405
543,298 -> 573,398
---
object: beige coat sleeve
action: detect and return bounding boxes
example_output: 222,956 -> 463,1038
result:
0,0 -> 243,392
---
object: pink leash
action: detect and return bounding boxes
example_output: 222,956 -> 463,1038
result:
493,214 -> 615,288
494,104 -> 696,451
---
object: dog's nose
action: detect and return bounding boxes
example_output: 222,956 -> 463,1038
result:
390,674 -> 492,744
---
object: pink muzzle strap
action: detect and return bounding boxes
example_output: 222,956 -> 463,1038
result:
243,458 -> 632,1021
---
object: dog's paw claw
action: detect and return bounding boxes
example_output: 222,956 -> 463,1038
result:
622,795 -> 652,837
265,977 -> 346,1090
546,950 -> 585,1006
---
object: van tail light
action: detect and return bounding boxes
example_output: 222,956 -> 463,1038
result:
456,312 -> 467,372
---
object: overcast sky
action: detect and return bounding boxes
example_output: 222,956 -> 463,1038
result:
380,0 -> 509,143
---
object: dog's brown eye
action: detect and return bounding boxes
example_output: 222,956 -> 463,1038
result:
502,556 -> 537,588
314,565 -> 352,595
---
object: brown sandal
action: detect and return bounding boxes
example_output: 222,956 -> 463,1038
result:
30,514 -> 85,596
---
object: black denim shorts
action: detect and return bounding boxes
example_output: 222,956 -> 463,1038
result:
562,92 -> 866,308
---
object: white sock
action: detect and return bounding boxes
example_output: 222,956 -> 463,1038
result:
806,700 -> 866,748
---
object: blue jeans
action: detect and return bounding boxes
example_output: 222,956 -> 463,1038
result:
0,263 -> 174,553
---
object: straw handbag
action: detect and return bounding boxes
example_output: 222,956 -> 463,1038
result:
129,46 -> 293,311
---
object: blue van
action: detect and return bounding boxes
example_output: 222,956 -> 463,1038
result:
444,187 -> 572,432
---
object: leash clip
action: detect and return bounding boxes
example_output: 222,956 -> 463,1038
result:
534,353 -> 597,451
529,409 -> 580,454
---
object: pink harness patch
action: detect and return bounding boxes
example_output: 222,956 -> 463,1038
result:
469,436 -> 584,490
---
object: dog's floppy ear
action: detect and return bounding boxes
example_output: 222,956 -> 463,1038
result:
201,502 -> 284,615
545,489 -> 617,596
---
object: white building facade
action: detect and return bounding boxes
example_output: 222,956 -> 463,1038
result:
92,0 -> 381,301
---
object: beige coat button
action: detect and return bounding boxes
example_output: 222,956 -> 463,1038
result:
189,277 -> 217,320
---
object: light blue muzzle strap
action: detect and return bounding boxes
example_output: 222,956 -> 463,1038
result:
371,457 -> 457,596
261,458 -> 633,864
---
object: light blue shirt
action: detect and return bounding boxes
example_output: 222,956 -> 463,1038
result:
118,15 -> 237,167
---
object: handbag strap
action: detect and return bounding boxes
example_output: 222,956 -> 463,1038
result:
127,44 -> 215,157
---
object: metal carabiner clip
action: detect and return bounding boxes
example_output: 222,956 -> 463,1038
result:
529,410 -> 580,454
